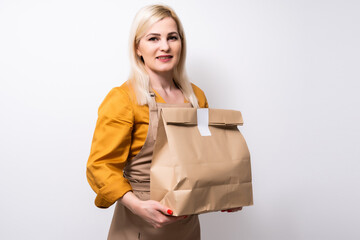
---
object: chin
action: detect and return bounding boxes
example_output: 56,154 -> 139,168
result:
155,67 -> 176,73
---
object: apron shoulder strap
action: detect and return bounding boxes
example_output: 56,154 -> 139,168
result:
148,92 -> 157,111
148,92 -> 158,141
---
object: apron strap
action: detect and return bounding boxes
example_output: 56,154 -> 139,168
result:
148,91 -> 193,141
148,92 -> 157,111
149,92 -> 158,141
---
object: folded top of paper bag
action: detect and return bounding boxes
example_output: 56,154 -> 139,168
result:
161,108 -> 243,126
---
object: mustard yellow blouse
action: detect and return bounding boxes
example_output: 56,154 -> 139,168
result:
87,81 -> 208,208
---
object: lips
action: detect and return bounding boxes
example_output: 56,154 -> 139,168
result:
156,55 -> 173,62
156,55 -> 172,59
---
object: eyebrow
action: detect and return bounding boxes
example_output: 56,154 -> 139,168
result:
145,32 -> 179,37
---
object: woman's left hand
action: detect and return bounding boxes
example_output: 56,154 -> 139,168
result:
221,207 -> 243,213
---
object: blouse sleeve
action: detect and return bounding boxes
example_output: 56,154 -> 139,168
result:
86,87 -> 134,208
191,83 -> 209,108
204,96 -> 209,108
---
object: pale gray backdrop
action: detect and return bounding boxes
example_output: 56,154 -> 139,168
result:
0,0 -> 359,239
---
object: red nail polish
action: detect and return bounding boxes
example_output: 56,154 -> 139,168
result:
167,209 -> 173,215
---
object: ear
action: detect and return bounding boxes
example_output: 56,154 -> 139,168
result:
136,48 -> 142,58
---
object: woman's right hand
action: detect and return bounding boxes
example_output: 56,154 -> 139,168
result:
119,191 -> 186,228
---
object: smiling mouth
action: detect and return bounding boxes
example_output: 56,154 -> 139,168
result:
156,56 -> 173,59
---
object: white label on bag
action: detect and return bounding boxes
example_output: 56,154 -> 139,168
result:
197,108 -> 211,136
237,125 -> 241,132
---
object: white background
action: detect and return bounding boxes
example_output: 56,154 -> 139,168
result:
1,0 -> 359,239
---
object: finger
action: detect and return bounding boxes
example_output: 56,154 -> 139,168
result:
152,215 -> 180,228
151,201 -> 174,216
221,207 -> 243,212
164,215 -> 185,225
228,207 -> 243,212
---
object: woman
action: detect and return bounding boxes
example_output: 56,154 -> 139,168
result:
87,4 -> 208,239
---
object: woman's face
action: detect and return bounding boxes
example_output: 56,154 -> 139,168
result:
137,17 -> 182,76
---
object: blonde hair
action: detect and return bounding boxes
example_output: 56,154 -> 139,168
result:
128,4 -> 199,108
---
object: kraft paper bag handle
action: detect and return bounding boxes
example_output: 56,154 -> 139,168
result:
197,108 -> 211,136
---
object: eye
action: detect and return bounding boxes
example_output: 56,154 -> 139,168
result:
148,37 -> 159,41
168,36 -> 178,41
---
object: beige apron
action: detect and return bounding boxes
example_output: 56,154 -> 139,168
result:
108,93 -> 200,240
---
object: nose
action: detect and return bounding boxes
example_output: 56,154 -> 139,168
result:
160,39 -> 170,52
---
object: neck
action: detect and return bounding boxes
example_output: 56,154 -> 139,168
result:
147,69 -> 176,92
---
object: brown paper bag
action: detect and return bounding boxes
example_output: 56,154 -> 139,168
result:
150,108 -> 253,216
